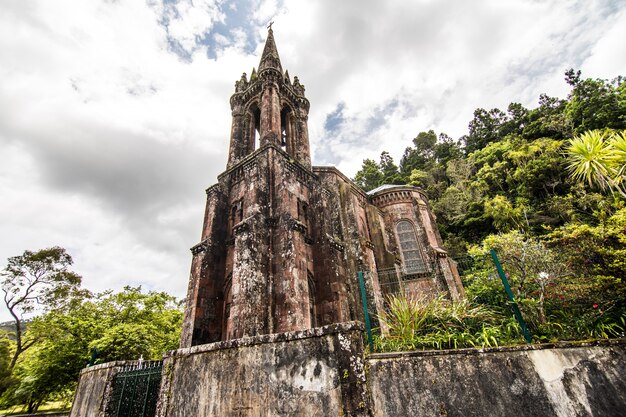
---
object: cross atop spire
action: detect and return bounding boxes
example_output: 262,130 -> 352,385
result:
258,26 -> 283,74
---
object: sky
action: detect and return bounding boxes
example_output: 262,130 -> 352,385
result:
1,0 -> 625,321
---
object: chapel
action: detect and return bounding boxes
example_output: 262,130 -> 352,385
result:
180,28 -> 464,347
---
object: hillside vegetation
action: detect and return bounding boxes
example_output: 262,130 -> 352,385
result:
354,70 -> 626,351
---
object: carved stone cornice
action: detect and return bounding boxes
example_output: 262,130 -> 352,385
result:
190,240 -> 210,255
233,221 -> 249,235
289,219 -> 307,234
328,236 -> 345,252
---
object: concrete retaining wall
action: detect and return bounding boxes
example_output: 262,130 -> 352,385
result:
69,360 -> 140,417
155,322 -> 369,417
367,340 -> 626,417
70,325 -> 625,417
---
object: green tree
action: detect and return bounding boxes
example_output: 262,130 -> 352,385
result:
1,247 -> 86,370
522,94 -> 570,140
565,70 -> 626,134
354,152 -> 405,191
353,158 -> 383,191
433,133 -> 462,167
469,231 -> 568,326
378,151 -> 404,185
464,108 -> 507,153
1,286 -> 182,412
400,130 -> 437,176
566,129 -> 626,198
88,287 -> 183,362
0,334 -> 13,395
542,208 -> 626,338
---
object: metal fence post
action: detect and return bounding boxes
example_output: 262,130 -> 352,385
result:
490,249 -> 533,344
357,271 -> 374,350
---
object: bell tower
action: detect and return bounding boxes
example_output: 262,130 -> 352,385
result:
181,28 -> 316,347
227,27 -> 311,168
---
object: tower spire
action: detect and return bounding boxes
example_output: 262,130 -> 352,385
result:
258,26 -> 283,74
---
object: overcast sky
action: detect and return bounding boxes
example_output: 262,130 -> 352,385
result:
1,0 -> 625,321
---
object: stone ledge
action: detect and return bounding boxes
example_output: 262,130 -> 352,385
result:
368,338 -> 626,360
164,321 -> 365,359
78,360 -> 137,375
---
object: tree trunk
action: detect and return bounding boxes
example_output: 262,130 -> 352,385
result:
8,308 -> 23,370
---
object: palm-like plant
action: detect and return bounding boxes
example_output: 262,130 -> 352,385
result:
611,130 -> 626,182
566,129 -> 626,198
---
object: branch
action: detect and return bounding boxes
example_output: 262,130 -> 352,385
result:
5,275 -> 43,310
21,337 -> 39,352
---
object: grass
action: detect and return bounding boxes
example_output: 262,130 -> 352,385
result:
0,400 -> 70,415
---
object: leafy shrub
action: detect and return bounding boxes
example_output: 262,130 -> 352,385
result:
374,294 -> 523,351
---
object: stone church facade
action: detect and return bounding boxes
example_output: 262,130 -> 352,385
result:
180,29 -> 464,347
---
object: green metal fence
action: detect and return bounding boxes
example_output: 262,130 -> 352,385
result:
356,251 -> 533,346
107,360 -> 163,417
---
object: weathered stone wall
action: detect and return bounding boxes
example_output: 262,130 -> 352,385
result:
69,361 -> 131,417
72,327 -> 625,417
155,322 -> 369,417
367,340 -> 626,417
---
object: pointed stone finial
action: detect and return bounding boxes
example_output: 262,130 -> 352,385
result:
258,25 -> 283,74
293,76 -> 305,95
284,70 -> 291,84
235,72 -> 248,92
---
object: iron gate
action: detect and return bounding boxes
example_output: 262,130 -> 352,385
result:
107,360 -> 163,417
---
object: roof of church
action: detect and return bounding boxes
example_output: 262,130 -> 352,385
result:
258,28 -> 283,74
367,184 -> 408,195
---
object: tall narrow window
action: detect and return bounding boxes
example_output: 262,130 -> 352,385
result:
249,104 -> 261,152
307,272 -> 316,327
222,274 -> 233,339
230,200 -> 243,229
280,107 -> 290,153
396,221 -> 429,275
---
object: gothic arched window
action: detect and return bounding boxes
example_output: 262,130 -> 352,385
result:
396,220 -> 429,275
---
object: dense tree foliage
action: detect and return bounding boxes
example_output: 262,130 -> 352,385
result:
353,70 -> 626,244
358,70 -> 626,350
0,277 -> 182,412
1,247 -> 87,371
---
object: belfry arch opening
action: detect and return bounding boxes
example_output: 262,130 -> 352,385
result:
249,103 -> 261,153
280,106 -> 293,154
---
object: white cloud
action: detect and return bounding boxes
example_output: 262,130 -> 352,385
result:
0,0 -> 624,322
161,0 -> 225,54
581,7 -> 626,78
